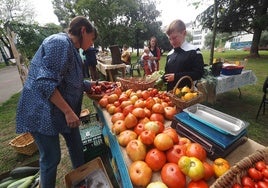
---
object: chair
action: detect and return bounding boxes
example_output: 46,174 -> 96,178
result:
130,58 -> 143,77
109,45 -> 123,64
256,76 -> 268,120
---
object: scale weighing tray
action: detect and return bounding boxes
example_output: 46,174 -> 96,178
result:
174,112 -> 247,149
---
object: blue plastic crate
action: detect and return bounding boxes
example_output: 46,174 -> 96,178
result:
221,66 -> 243,75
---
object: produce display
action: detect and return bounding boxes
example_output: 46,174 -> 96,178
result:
86,81 -> 121,97
97,87 -> 232,187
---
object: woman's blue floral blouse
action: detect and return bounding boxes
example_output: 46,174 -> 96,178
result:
16,33 -> 85,136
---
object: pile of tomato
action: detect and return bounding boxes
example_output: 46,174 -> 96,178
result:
232,161 -> 268,188
97,87 -> 234,187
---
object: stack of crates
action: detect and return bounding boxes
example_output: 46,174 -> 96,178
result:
79,110 -> 120,187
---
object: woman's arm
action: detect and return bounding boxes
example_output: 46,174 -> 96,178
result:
50,88 -> 81,128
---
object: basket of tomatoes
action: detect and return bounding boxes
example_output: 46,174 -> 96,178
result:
167,76 -> 203,109
210,147 -> 268,188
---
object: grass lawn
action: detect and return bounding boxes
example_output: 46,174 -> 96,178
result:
0,50 -> 267,186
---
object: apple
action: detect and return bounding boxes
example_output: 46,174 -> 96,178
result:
154,133 -> 173,151
128,161 -> 152,187
126,139 -> 147,161
117,130 -> 137,147
140,130 -> 155,145
166,144 -> 187,164
178,156 -> 205,181
124,112 -> 138,129
147,181 -> 168,188
111,120 -> 127,135
161,163 -> 186,188
111,112 -> 125,124
163,106 -> 177,120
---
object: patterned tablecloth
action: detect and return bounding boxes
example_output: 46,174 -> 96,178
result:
96,57 -> 126,81
216,70 -> 257,94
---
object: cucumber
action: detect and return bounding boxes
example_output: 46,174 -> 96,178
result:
9,166 -> 39,179
7,176 -> 34,188
0,177 -> 13,184
0,178 -> 18,188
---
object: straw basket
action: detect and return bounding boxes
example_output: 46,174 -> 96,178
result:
117,77 -> 157,91
167,76 -> 203,109
86,82 -> 121,101
211,147 -> 268,188
9,133 -> 38,156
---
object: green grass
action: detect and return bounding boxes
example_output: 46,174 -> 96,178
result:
0,50 -> 267,184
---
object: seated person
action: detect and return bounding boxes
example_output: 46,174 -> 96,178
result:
121,44 -> 131,73
141,46 -> 157,75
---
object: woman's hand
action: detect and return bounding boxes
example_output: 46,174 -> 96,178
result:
65,110 -> 81,128
164,73 -> 175,82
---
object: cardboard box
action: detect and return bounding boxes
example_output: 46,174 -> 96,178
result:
65,157 -> 113,188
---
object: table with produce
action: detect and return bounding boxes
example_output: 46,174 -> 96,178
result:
86,73 -> 267,188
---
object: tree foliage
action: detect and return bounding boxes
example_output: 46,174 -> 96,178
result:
197,0 -> 268,57
52,0 -> 168,52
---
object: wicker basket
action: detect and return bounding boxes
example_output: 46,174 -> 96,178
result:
86,81 -> 121,101
9,133 -> 38,156
211,147 -> 268,188
167,76 -> 203,109
117,77 -> 157,91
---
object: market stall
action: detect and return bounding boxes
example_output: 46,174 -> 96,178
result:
92,99 -> 265,188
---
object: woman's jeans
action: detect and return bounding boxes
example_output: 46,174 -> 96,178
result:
32,128 -> 84,188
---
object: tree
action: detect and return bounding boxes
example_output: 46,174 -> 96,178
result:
197,0 -> 268,58
52,0 -> 164,53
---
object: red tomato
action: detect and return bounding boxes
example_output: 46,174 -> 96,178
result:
242,176 -> 255,188
150,113 -> 165,124
140,130 -> 155,145
186,143 -> 207,161
248,167 -> 263,181
161,163 -> 186,188
231,183 -> 243,188
255,161 -> 267,171
262,168 -> 268,178
145,148 -> 166,171
166,144 -> 186,164
163,127 -> 179,144
188,180 -> 209,188
133,123 -> 145,136
257,181 -> 268,188
203,161 -> 215,180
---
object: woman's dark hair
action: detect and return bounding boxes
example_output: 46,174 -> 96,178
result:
68,16 -> 97,39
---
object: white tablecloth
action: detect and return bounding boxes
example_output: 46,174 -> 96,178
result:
216,70 -> 257,94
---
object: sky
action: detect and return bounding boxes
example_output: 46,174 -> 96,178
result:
32,0 -> 212,27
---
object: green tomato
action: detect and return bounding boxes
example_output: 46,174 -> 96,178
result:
178,156 -> 205,181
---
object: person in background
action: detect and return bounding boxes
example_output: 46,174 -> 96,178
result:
148,36 -> 161,71
163,19 -> 204,91
79,48 -> 89,78
121,44 -> 131,74
16,16 -> 97,188
141,46 -> 157,75
84,45 -> 99,81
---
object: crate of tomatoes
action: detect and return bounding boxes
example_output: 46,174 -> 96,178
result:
211,147 -> 268,188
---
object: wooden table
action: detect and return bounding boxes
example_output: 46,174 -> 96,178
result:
96,57 -> 126,82
198,70 -> 257,103
94,102 -> 265,188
